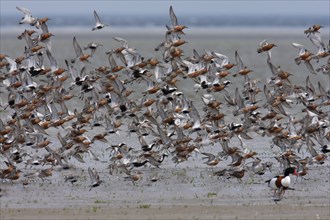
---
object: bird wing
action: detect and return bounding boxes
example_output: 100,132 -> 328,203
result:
318,82 -> 327,98
88,167 -> 97,184
212,51 -> 229,63
306,137 -> 318,157
46,49 -> 58,71
292,42 -> 308,56
304,61 -> 317,75
182,60 -> 195,73
305,76 -> 315,94
23,30 -> 35,48
201,152 -> 215,161
291,42 -> 305,49
94,10 -> 102,25
108,53 -> 117,69
65,59 -> 78,80
113,37 -> 128,48
40,23 -> 49,34
235,50 -> 244,70
287,116 -> 297,136
73,36 -> 83,57
193,49 -> 201,61
88,150 -> 100,161
16,6 -> 31,15
4,56 -> 17,72
309,32 -> 325,49
169,6 -> 178,27
138,136 -> 148,148
259,39 -> 268,47
235,87 -> 244,109
266,57 -> 278,75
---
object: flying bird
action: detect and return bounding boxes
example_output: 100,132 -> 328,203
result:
92,10 -> 108,31
88,167 -> 103,190
16,6 -> 37,26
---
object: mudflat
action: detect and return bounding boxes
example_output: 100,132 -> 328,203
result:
1,203 -> 329,220
1,162 -> 329,220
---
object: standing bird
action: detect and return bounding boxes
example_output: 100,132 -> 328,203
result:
265,167 -> 298,201
88,167 -> 103,190
92,10 -> 108,31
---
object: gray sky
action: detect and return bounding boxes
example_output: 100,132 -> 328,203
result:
1,0 -> 329,16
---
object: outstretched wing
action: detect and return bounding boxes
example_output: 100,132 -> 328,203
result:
16,6 -> 31,15
94,10 -> 102,25
46,49 -> 58,71
88,167 -> 97,184
235,50 -> 244,71
73,36 -> 83,57
169,6 -> 178,27
113,37 -> 128,48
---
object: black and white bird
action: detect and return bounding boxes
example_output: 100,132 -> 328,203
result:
92,10 -> 108,31
265,167 -> 298,201
88,167 -> 103,190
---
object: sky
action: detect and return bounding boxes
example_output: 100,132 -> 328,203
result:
1,0 -> 329,17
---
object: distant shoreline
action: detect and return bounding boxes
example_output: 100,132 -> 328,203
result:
2,26 -> 324,38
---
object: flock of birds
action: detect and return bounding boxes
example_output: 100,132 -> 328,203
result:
1,6 -> 330,201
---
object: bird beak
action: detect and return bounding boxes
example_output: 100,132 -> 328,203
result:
294,170 -> 299,176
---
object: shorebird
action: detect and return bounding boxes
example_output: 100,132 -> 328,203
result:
306,137 -> 327,165
2,5 -> 330,202
0,161 -> 16,179
88,167 -> 103,190
46,50 -> 66,76
64,175 -> 79,185
182,59 -> 207,78
143,152 -> 168,168
234,50 -> 253,78
38,23 -> 53,51
304,24 -> 323,36
124,171 -> 143,185
308,32 -> 329,61
257,40 -> 276,58
201,152 -> 221,166
92,10 -> 108,31
266,167 -> 298,201
291,43 -> 316,74
226,167 -> 246,183
73,36 -> 91,62
16,6 -> 37,26
246,158 -> 272,176
167,6 -> 187,34
36,17 -> 51,29
84,42 -> 103,57
211,52 -> 235,70
108,53 -> 125,73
